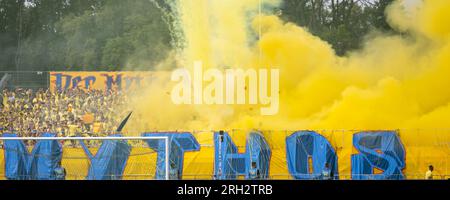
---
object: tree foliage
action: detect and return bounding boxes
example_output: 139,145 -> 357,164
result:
281,0 -> 396,56
1,0 -> 171,71
0,0 -> 396,71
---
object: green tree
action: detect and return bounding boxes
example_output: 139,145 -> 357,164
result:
0,0 -> 25,70
50,0 -> 171,70
1,0 -> 397,71
281,0 -> 395,56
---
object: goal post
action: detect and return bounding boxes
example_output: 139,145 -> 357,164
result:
0,136 -> 170,180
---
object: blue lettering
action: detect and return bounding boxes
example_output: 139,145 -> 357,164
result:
351,131 -> 406,180
285,131 -> 338,180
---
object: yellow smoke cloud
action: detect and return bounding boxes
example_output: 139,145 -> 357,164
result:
123,0 -> 450,133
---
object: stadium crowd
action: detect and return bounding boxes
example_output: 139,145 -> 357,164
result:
0,88 -> 130,146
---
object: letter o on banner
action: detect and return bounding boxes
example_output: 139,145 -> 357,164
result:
286,131 -> 338,180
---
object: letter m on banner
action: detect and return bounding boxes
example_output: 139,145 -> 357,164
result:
351,131 -> 406,180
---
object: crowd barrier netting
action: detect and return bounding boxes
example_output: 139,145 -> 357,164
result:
0,129 -> 448,180
0,134 -> 163,180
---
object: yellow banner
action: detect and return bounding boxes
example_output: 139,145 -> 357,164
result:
49,71 -> 159,91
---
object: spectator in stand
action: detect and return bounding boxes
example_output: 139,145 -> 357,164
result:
0,88 -> 129,146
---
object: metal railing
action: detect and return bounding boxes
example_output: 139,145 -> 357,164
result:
0,136 -> 171,180
1,174 -> 448,180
